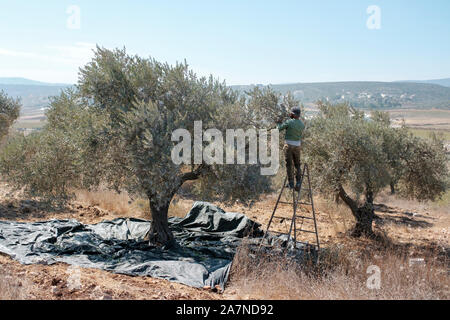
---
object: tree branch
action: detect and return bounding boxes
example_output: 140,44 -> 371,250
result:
179,164 -> 209,184
338,184 -> 358,214
166,164 -> 211,201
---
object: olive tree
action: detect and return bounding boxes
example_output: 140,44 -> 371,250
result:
304,102 -> 448,236
0,91 -> 21,141
0,89 -> 106,199
1,47 -> 274,247
80,48 -> 278,246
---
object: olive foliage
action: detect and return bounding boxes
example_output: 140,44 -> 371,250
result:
0,91 -> 21,140
0,47 -> 276,246
0,89 -> 106,198
303,102 -> 448,235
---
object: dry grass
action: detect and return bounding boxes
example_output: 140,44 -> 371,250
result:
168,198 -> 195,218
227,242 -> 449,300
75,189 -> 133,216
75,189 -> 193,220
131,197 -> 191,218
314,197 -> 355,235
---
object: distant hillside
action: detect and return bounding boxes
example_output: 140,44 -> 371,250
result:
0,77 -> 71,87
232,81 -> 450,109
396,78 -> 450,88
0,84 -> 71,116
2,78 -> 450,117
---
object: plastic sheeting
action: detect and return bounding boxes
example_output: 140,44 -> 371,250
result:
0,202 -> 264,289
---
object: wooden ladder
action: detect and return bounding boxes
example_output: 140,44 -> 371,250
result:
260,163 -> 320,251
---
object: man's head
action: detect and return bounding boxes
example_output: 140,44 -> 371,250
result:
290,107 -> 301,119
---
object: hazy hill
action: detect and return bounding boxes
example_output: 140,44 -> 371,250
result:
396,78 -> 450,88
0,77 -> 70,87
0,82 -> 71,116
232,81 -> 450,109
1,78 -> 450,117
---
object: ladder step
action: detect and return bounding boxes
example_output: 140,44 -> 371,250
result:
261,166 -> 320,252
262,235 -> 318,248
280,186 -> 310,192
295,215 -> 314,220
273,215 -> 292,220
273,215 -> 314,221
298,229 -> 317,234
278,201 -> 312,206
266,227 -> 318,235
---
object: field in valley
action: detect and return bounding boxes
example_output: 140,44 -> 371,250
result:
12,107 -> 450,133
389,109 -> 450,131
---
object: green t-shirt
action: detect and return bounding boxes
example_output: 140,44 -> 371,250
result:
277,118 -> 305,141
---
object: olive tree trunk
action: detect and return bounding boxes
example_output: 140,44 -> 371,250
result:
338,186 -> 375,237
350,203 -> 375,237
146,165 -> 209,248
148,199 -> 175,248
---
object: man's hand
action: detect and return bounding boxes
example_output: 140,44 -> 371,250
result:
275,115 -> 284,124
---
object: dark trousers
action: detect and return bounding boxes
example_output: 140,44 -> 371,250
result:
284,144 -> 302,184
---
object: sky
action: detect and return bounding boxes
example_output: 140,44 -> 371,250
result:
0,0 -> 449,85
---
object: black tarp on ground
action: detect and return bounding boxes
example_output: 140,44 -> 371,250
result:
0,202 -> 266,289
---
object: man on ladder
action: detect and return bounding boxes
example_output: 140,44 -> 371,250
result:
276,107 -> 305,191
261,106 -> 319,252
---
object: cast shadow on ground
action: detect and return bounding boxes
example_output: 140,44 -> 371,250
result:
0,199 -> 73,221
373,203 -> 434,229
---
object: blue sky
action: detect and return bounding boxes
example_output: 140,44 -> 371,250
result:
0,0 -> 449,85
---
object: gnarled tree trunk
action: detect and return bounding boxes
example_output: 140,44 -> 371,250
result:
351,203 -> 375,237
338,185 -> 375,237
146,165 -> 209,248
148,199 -> 175,248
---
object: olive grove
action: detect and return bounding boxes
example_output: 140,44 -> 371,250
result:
0,47 -> 447,244
0,91 -> 21,141
303,102 -> 448,236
